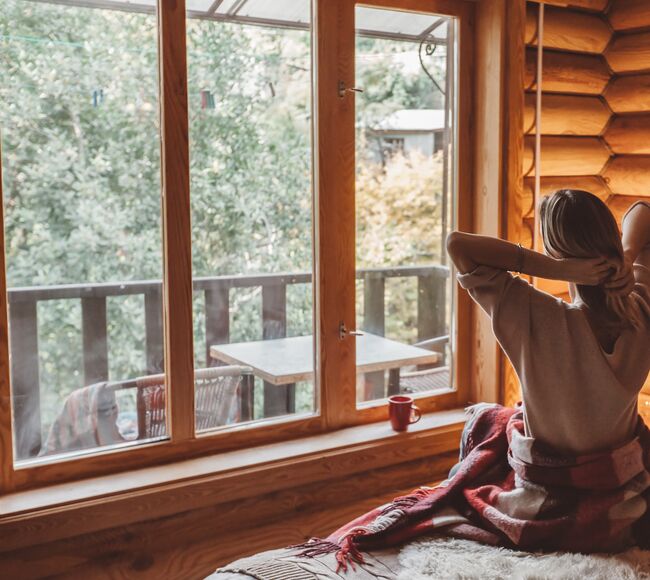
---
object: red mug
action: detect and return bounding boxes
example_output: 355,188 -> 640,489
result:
388,395 -> 421,432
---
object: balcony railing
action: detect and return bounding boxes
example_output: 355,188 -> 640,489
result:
8,265 -> 449,459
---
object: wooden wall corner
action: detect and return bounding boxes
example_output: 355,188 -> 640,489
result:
469,0 -> 525,407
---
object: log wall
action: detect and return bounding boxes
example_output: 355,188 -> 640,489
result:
515,0 -> 650,407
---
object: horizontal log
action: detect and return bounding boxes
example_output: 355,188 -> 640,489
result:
606,194 -> 642,225
522,175 -> 611,217
524,93 -> 611,136
604,75 -> 650,113
525,4 -> 611,54
608,0 -> 650,32
603,114 -> 650,154
605,32 -> 650,74
523,136 -> 611,177
525,49 -> 610,95
536,277 -> 570,297
521,217 -> 533,250
527,0 -> 608,11
602,156 -> 650,197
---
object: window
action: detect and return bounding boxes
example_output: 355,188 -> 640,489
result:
0,0 -> 165,464
354,6 -> 457,406
0,0 -> 474,491
186,0 -> 317,430
381,137 -> 406,159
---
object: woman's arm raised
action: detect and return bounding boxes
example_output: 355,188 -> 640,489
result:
446,231 -> 612,285
605,202 -> 650,295
622,201 -> 650,264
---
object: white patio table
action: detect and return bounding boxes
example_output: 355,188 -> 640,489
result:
210,333 -> 441,412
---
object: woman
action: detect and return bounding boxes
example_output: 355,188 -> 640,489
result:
446,191 -> 650,455
310,192 -> 650,562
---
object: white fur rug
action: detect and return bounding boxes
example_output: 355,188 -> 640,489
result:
397,536 -> 650,580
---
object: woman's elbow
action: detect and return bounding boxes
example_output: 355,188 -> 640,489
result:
446,231 -> 463,260
446,231 -> 475,273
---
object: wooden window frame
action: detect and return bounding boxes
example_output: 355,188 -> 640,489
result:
0,409 -> 466,554
0,0 -> 503,494
316,0 -> 478,429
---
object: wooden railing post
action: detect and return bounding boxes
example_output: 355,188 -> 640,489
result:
363,272 -> 384,335
9,300 -> 41,459
262,282 -> 293,417
204,283 -> 229,363
362,272 -> 385,400
418,273 -> 447,363
81,296 -> 109,386
144,286 -> 164,374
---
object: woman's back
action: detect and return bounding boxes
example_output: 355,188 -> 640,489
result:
458,255 -> 650,454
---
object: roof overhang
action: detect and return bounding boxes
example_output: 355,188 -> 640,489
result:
27,0 -> 451,43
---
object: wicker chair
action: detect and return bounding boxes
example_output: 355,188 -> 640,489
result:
110,365 -> 253,439
399,335 -> 450,395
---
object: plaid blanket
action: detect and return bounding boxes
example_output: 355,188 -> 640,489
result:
40,382 -> 123,456
296,402 -> 650,572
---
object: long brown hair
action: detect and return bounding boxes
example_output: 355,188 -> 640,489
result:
539,189 -> 642,329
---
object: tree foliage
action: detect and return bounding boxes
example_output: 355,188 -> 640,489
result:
0,1 -> 447,429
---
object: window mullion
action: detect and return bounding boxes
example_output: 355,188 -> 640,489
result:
158,0 -> 195,441
0,134 -> 15,493
315,0 -> 357,429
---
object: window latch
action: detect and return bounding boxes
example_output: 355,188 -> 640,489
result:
339,322 -> 364,340
338,80 -> 364,98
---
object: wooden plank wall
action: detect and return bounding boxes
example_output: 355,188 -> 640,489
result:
502,0 -> 527,410
515,0 -> 650,415
524,0 -> 611,300
605,0 -> 650,420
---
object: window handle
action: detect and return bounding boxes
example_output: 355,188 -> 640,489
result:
338,80 -> 364,98
339,322 -> 364,340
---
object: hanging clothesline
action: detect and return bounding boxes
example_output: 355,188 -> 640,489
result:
534,3 -> 544,256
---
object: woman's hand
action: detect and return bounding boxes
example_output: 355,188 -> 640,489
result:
604,257 -> 635,297
555,257 -> 614,285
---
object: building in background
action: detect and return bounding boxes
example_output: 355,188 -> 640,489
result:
370,109 -> 445,163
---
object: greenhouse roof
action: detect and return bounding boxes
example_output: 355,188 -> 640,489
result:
29,0 -> 450,43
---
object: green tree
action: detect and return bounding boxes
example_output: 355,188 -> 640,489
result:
0,0 -> 447,434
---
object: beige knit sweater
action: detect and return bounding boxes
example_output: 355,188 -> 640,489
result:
458,206 -> 650,455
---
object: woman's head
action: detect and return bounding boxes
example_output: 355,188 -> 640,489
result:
539,189 -> 622,263
540,189 -> 640,328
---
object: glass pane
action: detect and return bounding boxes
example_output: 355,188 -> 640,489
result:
355,6 -> 447,39
0,0 -> 167,463
355,7 -> 456,405
186,1 -> 315,432
236,0 -> 311,25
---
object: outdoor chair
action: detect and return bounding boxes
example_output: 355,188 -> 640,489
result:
110,365 -> 253,439
39,365 -> 254,457
399,335 -> 451,395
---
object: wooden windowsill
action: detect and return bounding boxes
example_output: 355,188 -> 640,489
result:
0,408 -> 466,552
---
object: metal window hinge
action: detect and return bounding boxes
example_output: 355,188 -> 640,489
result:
338,80 -> 364,98
339,322 -> 364,340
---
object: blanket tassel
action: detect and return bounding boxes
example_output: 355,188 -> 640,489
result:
290,531 -> 368,573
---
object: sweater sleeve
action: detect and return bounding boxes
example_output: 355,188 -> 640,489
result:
456,265 -> 537,359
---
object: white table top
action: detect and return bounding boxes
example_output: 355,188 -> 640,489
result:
209,333 -> 441,385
